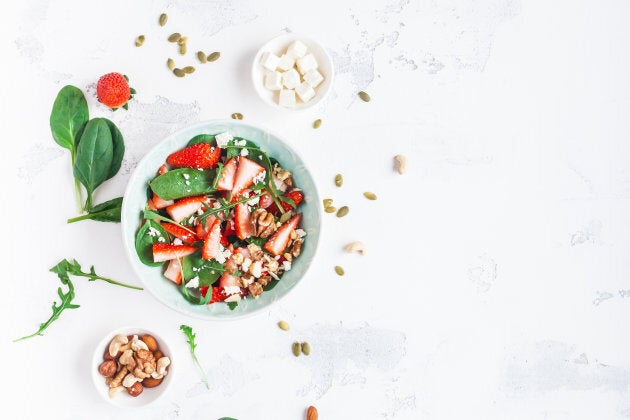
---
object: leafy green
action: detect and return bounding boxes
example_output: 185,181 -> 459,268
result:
180,324 -> 210,389
227,301 -> 238,310
150,168 -> 216,200
197,192 -> 264,224
246,236 -> 266,247
263,279 -> 280,291
187,134 -> 216,146
135,220 -> 169,267
50,85 -> 89,152
182,251 -> 224,286
67,196 -> 123,224
54,258 -> 143,290
103,119 -> 125,180
143,208 -> 196,234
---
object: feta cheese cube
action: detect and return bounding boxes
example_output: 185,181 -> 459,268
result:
286,40 -> 308,59
215,132 -> 233,148
296,53 -> 318,74
278,89 -> 296,108
295,81 -> 316,102
303,68 -> 324,88
264,71 -> 283,90
277,54 -> 295,71
260,51 -> 280,71
281,68 -> 301,89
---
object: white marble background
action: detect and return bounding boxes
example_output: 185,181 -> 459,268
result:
3,0 -> 630,419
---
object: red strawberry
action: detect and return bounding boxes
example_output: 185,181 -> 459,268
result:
231,157 -> 265,200
266,189 -> 305,215
152,193 -> 174,209
166,196 -> 206,223
259,192 -> 274,209
157,164 -> 168,175
216,157 -> 238,191
162,223 -> 199,244
201,286 -> 227,303
234,203 -> 254,240
163,259 -> 182,285
263,213 -> 301,255
152,243 -> 196,262
202,218 -> 222,260
147,198 -> 157,211
196,215 -> 217,240
96,72 -> 133,110
166,143 -> 221,169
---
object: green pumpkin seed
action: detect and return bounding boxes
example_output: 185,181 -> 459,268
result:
278,320 -> 290,331
324,206 -> 336,213
301,342 -> 311,356
179,44 -> 187,55
334,265 -> 345,276
334,174 -> 343,187
358,91 -> 371,102
159,13 -> 168,26
173,68 -> 185,78
231,112 -> 243,120
279,211 -> 292,223
313,119 -> 322,129
323,198 -> 333,207
177,36 -> 188,46
168,33 -> 181,42
135,35 -> 145,47
292,342 -> 301,357
167,58 -> 175,70
207,51 -> 221,62
183,66 -> 195,74
336,206 -> 349,218
363,192 -> 377,200
197,51 -> 207,63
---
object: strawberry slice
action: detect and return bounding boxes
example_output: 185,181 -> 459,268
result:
166,196 -> 206,223
216,157 -> 238,191
157,164 -> 168,175
166,143 -> 221,169
163,259 -> 182,285
147,198 -> 157,211
152,243 -> 196,262
263,214 -> 301,255
201,218 -> 222,260
162,223 -> 199,244
201,286 -> 227,303
152,193 -> 174,210
231,157 -> 265,200
266,189 -> 304,215
195,215 -> 217,240
259,192 -> 274,209
234,203 -> 254,240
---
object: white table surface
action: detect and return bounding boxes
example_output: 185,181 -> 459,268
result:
4,0 -> 630,419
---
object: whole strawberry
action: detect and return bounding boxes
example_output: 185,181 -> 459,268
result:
96,72 -> 135,110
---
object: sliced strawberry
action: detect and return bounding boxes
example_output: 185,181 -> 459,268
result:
196,222 -> 207,240
147,198 -> 157,211
201,219 -> 222,260
152,243 -> 196,262
162,223 -> 199,244
201,286 -> 227,303
224,219 -> 236,237
157,164 -> 168,175
163,259 -> 182,285
231,157 -> 265,200
216,157 -> 238,191
266,190 -> 304,215
234,203 -> 254,240
166,143 -> 222,169
152,193 -> 174,210
263,214 -> 301,255
166,196 -> 206,223
259,192 -> 274,209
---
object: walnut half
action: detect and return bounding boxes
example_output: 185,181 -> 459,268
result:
252,209 -> 276,238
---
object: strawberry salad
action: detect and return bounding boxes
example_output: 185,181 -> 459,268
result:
134,132 -> 306,308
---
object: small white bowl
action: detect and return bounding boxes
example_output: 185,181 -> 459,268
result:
251,33 -> 334,110
91,326 -> 174,408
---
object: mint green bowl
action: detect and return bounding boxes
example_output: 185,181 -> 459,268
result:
121,120 -> 322,320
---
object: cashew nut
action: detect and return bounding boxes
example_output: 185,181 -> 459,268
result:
108,386 -> 125,399
151,370 -> 164,380
119,349 -> 135,367
122,373 -> 143,388
131,337 -> 149,352
156,357 -> 171,376
345,241 -> 366,255
108,334 -> 128,357
394,154 -> 407,174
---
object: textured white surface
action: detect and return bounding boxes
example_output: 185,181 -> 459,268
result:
3,0 -> 630,419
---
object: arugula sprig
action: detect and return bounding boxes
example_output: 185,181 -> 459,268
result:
55,258 -> 143,290
180,324 -> 210,389
196,192 -> 264,224
143,208 -> 196,235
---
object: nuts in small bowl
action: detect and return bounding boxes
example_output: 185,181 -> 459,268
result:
91,327 -> 174,407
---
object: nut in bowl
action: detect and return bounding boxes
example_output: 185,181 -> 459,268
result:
251,34 -> 334,110
92,327 -> 174,408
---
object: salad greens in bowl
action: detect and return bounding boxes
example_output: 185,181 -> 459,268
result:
121,120 -> 321,319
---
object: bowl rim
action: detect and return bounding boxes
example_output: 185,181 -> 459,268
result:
250,32 -> 335,111
91,325 -> 175,408
121,119 -> 323,321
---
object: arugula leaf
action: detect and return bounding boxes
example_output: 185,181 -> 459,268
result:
150,168 -> 216,200
67,197 -> 123,224
246,236 -> 266,247
135,219 -> 169,267
180,324 -> 210,389
143,209 -> 196,234
60,258 -> 143,290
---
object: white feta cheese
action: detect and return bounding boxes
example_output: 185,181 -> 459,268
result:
147,227 -> 161,237
295,229 -> 306,238
303,68 -> 324,88
260,51 -> 281,71
277,54 -> 295,71
185,180 -> 190,185
281,68 -> 301,89
278,89 -> 296,108
196,208 -> 204,215
223,286 -> 241,296
240,148 -> 249,157
224,293 -> 242,303
222,248 -> 233,259
295,81 -> 316,102
186,276 -> 199,288
247,195 -> 260,206
253,170 -> 266,185
282,260 -> 292,272
234,139 -> 247,146
286,40 -> 308,59
173,238 -> 183,246
215,132 -> 233,148
215,245 -> 227,264
296,53 -> 318,74
241,258 -> 252,273
264,71 -> 283,90
158,236 -> 166,243
183,173 -> 190,180
188,216 -> 196,225
250,261 -> 263,278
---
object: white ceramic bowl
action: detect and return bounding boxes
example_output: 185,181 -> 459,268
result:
91,327 -> 174,408
251,33 -> 334,110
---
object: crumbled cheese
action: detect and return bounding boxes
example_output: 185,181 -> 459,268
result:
173,238 -> 183,246
186,276 -> 199,288
215,132 -> 233,148
234,139 -> 247,146
224,294 -> 242,303
212,201 -> 222,209
282,261 -> 292,271
251,261 -> 263,278
185,180 -> 190,185
186,189 -> 191,192
240,148 -> 249,157
147,227 -> 161,237
188,216 -> 196,225
192,267 -> 199,272
197,208 -> 204,215
247,196 -> 260,206
223,286 -> 241,295
158,237 -> 166,243
253,170 -> 266,185
222,248 -> 233,259
295,229 -> 306,238
183,173 -> 190,180
215,245 -> 227,264
242,258 -> 252,272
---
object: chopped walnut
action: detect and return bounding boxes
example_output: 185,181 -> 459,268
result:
273,164 -> 292,182
241,273 -> 255,287
283,252 -> 293,262
263,255 -> 279,273
291,239 -> 303,258
247,243 -> 264,261
252,209 -> 276,238
258,275 -> 272,287
248,282 -> 263,298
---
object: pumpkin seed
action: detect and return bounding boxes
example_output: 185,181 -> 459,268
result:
336,206 -> 349,218
334,265 -> 345,276
324,206 -> 336,213
135,35 -> 145,47
207,51 -> 221,62
231,112 -> 243,120
313,119 -> 322,129
167,58 -> 175,70
279,211 -> 293,223
292,342 -> 301,357
301,342 -> 311,356
363,191 -> 377,200
334,174 -> 343,187
278,320 -> 290,331
197,51 -> 207,63
173,68 -> 185,78
323,198 -> 333,207
177,36 -> 188,46
358,91 -> 371,102
159,13 -> 168,26
179,43 -> 187,55
183,66 -> 195,74
168,33 -> 181,42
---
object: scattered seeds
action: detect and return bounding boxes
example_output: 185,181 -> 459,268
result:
313,119 -> 322,129
324,206 -> 337,213
278,320 -> 290,331
345,241 -> 366,255
322,198 -> 333,207
135,35 -> 145,47
334,174 -> 343,187
231,112 -> 243,120
301,342 -> 311,356
167,58 -> 175,70
179,44 -> 187,55
197,51 -> 207,63
394,154 -> 407,174
183,66 -> 195,74
336,206 -> 349,218
207,51 -> 221,62
307,406 -> 319,420
159,13 -> 168,27
334,265 -> 345,276
279,211 -> 293,223
292,342 -> 301,357
363,191 -> 377,200
177,36 -> 188,46
168,33 -> 181,43
173,68 -> 185,78
358,91 -> 371,102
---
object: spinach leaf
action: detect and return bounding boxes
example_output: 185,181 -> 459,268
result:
187,134 -> 215,146
67,197 -> 123,224
263,277 -> 280,291
73,118 -> 114,209
50,85 -> 89,152
150,168 -> 216,200
135,220 -> 169,266
182,251 -> 224,286
227,301 -> 238,310
103,119 -> 125,180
